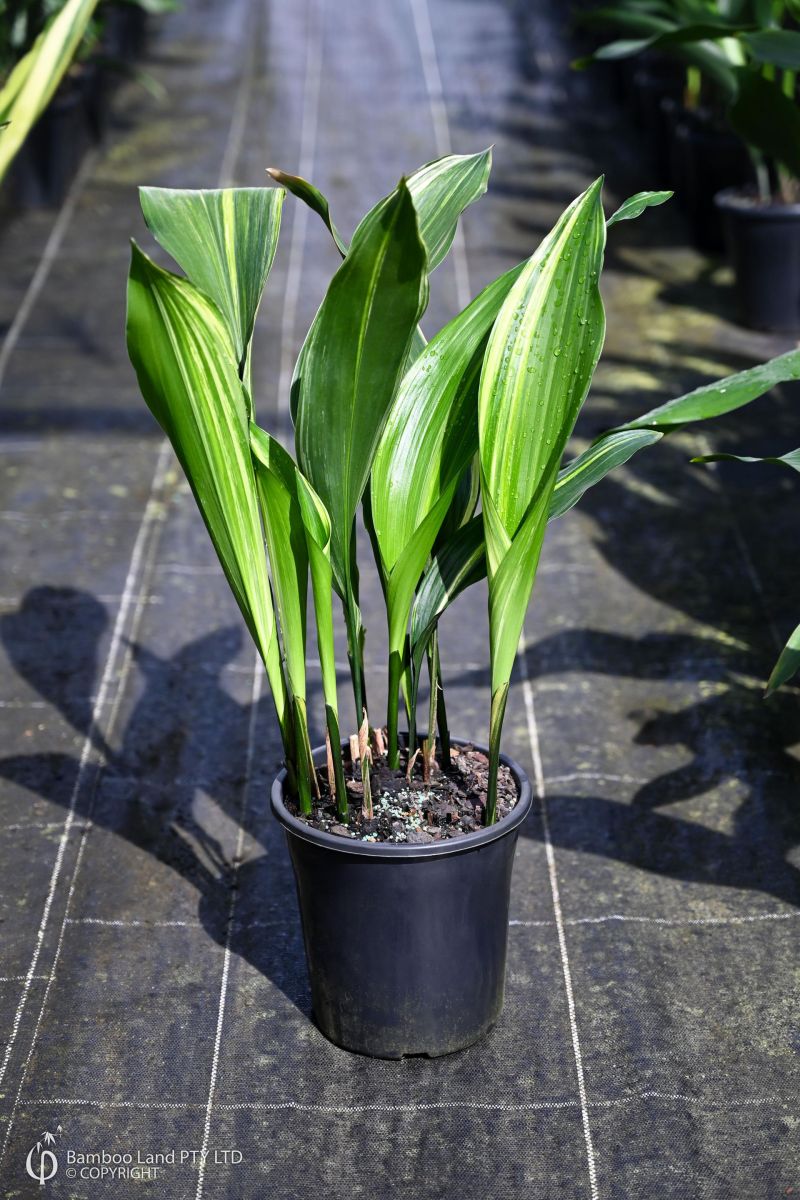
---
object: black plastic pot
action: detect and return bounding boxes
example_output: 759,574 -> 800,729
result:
80,60 -> 110,143
271,739 -> 532,1059
5,84 -> 92,210
104,4 -> 149,62
630,65 -> 683,173
716,189 -> 800,333
41,86 -> 92,204
669,113 -> 753,252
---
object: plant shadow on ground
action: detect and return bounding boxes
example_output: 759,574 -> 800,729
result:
0,587 -> 314,1018
525,423 -> 799,908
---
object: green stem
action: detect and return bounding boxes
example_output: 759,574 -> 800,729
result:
344,591 -> 365,721
749,146 -> 772,202
387,648 -> 402,769
782,67 -> 796,101
292,697 -> 313,815
684,64 -> 701,110
435,647 -> 451,769
325,705 -> 348,821
407,656 -> 419,758
486,683 -> 509,826
425,633 -> 438,765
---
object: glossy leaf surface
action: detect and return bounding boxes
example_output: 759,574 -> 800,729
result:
0,0 -> 101,182
295,180 -> 429,597
607,189 -> 673,226
125,244 -> 287,728
140,187 -> 284,380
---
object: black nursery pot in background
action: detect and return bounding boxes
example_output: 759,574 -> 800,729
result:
716,189 -> 800,333
4,84 -> 91,209
271,739 -> 533,1059
669,111 -> 753,252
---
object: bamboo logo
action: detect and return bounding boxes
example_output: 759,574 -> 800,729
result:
25,1127 -> 61,1186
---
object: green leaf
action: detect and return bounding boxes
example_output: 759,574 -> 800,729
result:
571,13 -> 739,96
435,457 -> 480,549
370,255 -> 524,762
479,178 -> 607,818
551,429 -> 663,518
295,179 -> 429,599
618,347 -> 800,431
266,166 -> 348,256
125,243 -> 288,736
249,423 -> 348,810
607,189 -> 673,226
574,20 -> 752,67
0,0 -> 101,183
740,29 -> 800,71
767,621 -> 800,694
407,429 -> 665,671
405,148 -> 492,273
729,68 -> 800,178
139,187 -> 284,383
274,149 -> 491,268
691,448 -> 800,472
248,425 -> 309,702
287,150 -> 492,422
480,178 -> 606,566
409,515 -> 486,682
371,261 -> 525,636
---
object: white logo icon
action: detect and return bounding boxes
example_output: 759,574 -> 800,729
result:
25,1128 -> 61,1186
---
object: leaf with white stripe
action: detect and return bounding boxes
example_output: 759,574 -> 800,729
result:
619,348 -> 800,431
479,177 -> 607,819
551,428 -> 663,517
370,260 -> 524,762
139,187 -> 284,384
607,189 -> 672,226
126,244 -> 288,740
286,149 -> 493,422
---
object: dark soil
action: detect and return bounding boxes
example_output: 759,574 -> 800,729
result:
286,743 -> 519,843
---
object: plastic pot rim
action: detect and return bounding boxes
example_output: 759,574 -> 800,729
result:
714,186 -> 800,220
271,737 -> 533,860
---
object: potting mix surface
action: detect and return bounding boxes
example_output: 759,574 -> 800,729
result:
0,0 -> 797,1197
287,744 -> 517,842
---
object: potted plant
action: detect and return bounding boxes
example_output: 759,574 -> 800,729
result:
713,18 -> 800,331
575,1 -> 800,327
573,0 -> 754,248
0,0 -> 101,202
125,156 -> 800,1057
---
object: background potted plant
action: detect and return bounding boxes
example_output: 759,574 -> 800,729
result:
575,0 -> 800,327
573,0 -> 755,249
125,155 -> 800,1058
0,0 -> 176,210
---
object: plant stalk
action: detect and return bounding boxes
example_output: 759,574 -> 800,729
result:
435,651 -> 451,769
387,648 -> 403,769
486,683 -> 509,826
292,696 -> 314,815
424,632 -> 439,774
344,590 -> 365,721
325,705 -> 348,821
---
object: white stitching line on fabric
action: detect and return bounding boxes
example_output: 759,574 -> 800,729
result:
408,0 -> 472,312
0,151 -> 99,393
195,659 -> 261,1200
0,444 -> 170,1103
518,630 -> 600,1200
0,445 -> 172,1168
15,1092 -> 792,1113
